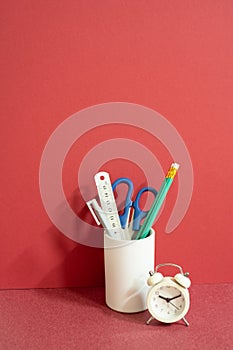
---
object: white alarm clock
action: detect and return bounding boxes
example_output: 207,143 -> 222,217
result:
146,263 -> 191,326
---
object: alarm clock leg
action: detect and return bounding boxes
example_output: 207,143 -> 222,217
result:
146,316 -> 154,325
182,317 -> 189,326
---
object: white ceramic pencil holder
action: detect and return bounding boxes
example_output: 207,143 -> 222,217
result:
104,229 -> 155,313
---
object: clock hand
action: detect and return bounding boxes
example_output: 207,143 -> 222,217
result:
169,301 -> 181,310
169,294 -> 182,301
158,295 -> 170,302
159,294 -> 181,303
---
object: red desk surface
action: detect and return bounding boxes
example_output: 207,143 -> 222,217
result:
0,284 -> 232,349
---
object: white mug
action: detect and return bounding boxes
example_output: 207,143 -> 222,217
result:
104,229 -> 155,313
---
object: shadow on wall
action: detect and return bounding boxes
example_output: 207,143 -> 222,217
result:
39,187 -> 105,288
3,188 -> 105,289
38,225 -> 105,288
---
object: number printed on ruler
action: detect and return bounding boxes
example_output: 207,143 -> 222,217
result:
94,171 -> 124,239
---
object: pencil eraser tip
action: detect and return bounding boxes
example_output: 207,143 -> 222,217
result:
172,162 -> 180,169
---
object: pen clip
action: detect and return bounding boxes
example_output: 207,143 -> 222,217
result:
86,198 -> 115,231
86,199 -> 101,225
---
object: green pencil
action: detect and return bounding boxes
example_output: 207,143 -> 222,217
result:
135,163 -> 180,240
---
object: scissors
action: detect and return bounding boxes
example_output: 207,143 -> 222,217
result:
112,177 -> 158,231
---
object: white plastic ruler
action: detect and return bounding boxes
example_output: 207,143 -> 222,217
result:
94,171 -> 126,240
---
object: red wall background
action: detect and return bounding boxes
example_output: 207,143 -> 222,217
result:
1,0 -> 232,288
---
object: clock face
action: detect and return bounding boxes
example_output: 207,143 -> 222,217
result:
147,282 -> 189,323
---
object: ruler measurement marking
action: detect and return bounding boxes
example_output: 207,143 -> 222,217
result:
94,172 -> 125,240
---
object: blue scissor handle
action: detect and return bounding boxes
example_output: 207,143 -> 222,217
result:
112,177 -> 133,229
132,187 -> 158,231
